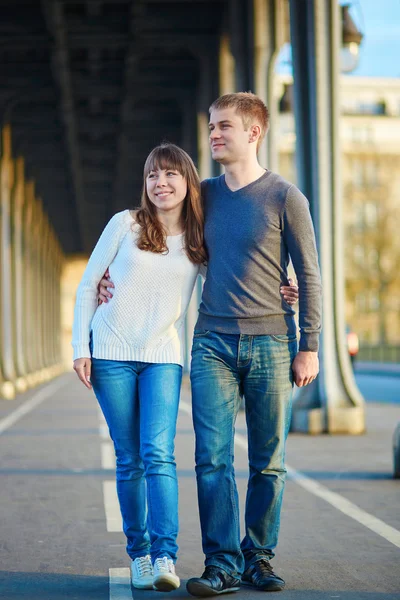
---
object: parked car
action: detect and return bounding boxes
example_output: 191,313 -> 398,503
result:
346,326 -> 359,364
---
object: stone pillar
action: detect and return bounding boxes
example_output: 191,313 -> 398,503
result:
11,157 -> 28,392
182,48 -> 219,371
289,0 -> 365,434
40,211 -> 52,377
229,0 -> 254,92
0,125 -> 16,399
253,0 -> 290,171
253,0 -> 270,167
23,180 -> 38,386
53,238 -> 64,372
219,34 -> 236,95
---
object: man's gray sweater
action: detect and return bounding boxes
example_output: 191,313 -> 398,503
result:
196,170 -> 322,352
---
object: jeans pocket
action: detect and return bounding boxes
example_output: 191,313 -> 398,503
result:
270,334 -> 298,343
193,330 -> 211,338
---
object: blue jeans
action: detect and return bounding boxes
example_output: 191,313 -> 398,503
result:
190,331 -> 297,577
90,355 -> 182,562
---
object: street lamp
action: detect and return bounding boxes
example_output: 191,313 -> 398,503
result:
341,4 -> 364,72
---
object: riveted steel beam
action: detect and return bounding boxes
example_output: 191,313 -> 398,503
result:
41,0 -> 88,253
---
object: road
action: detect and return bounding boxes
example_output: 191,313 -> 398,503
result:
0,372 -> 399,600
354,369 -> 399,404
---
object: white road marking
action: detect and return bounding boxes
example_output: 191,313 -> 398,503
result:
0,376 -> 68,436
98,409 -> 110,439
102,442 -> 116,470
99,422 -> 110,439
179,400 -> 400,550
109,568 -> 131,599
103,480 -> 123,532
286,464 -> 400,549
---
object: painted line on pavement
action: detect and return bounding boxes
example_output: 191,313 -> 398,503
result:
0,376 -> 68,436
103,480 -> 123,532
109,568 -> 131,600
98,409 -> 110,440
179,400 -> 400,550
285,464 -> 400,549
102,442 -> 116,470
99,422 -> 109,439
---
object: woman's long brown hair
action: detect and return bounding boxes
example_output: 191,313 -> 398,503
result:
135,143 -> 207,265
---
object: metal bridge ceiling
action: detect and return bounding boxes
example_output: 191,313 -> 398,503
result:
0,0 -> 229,254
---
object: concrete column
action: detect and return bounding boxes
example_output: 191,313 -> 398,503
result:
253,0 -> 270,167
289,0 -> 365,434
54,243 -> 64,371
219,34 -> 236,95
32,196 -> 45,380
23,180 -> 37,386
253,0 -> 290,171
40,211 -> 52,375
11,157 -> 28,392
52,233 -> 63,368
0,125 -> 16,399
182,49 -> 218,371
196,49 -> 219,179
229,0 -> 254,92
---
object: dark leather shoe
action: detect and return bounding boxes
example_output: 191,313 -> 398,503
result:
242,558 -> 285,591
186,566 -> 241,596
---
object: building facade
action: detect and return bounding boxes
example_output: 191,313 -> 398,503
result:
277,75 -> 400,350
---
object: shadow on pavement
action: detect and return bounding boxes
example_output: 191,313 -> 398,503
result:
1,573 -> 399,600
0,571 -> 108,599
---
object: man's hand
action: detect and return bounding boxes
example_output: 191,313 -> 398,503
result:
292,351 -> 319,387
73,357 -> 92,389
280,278 -> 298,305
98,268 -> 114,304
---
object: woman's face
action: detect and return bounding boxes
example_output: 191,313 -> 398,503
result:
146,167 -> 187,214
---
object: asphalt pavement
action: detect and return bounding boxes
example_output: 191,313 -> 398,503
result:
0,372 -> 399,600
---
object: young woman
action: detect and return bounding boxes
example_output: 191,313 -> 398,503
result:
72,144 -> 206,591
72,143 -> 298,591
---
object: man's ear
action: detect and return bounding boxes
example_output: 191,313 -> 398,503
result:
248,124 -> 261,144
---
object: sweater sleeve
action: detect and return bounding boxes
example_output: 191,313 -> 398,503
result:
71,210 -> 131,360
283,186 -> 322,352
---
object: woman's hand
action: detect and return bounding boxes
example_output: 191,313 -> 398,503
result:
98,268 -> 114,304
280,278 -> 299,305
73,358 -> 92,389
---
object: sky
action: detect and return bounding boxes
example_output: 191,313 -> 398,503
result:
276,0 -> 400,79
350,0 -> 400,77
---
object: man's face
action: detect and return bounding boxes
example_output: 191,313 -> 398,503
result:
209,107 -> 251,164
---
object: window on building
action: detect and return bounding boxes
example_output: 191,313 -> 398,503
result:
358,101 -> 386,115
365,202 -> 377,226
352,159 -> 364,187
354,244 -> 365,263
369,291 -> 380,311
356,293 -> 367,311
351,126 -> 373,144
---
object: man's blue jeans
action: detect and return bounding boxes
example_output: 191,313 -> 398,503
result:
90,356 -> 182,562
190,331 -> 297,577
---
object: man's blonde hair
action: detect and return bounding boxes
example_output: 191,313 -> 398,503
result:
209,92 -> 270,151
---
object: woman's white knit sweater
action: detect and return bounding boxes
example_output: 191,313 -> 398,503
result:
72,210 -> 201,366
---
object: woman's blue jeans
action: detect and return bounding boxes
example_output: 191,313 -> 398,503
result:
190,331 -> 297,577
90,355 -> 182,562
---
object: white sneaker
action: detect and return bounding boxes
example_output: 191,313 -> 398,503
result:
131,555 -> 153,589
153,556 -> 180,591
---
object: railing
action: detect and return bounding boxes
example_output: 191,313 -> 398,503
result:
358,345 -> 400,363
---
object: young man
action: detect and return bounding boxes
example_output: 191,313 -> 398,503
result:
185,93 -> 321,596
98,92 -> 320,595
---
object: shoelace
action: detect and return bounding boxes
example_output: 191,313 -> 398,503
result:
137,556 -> 152,576
155,557 -> 173,573
255,559 -> 274,576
